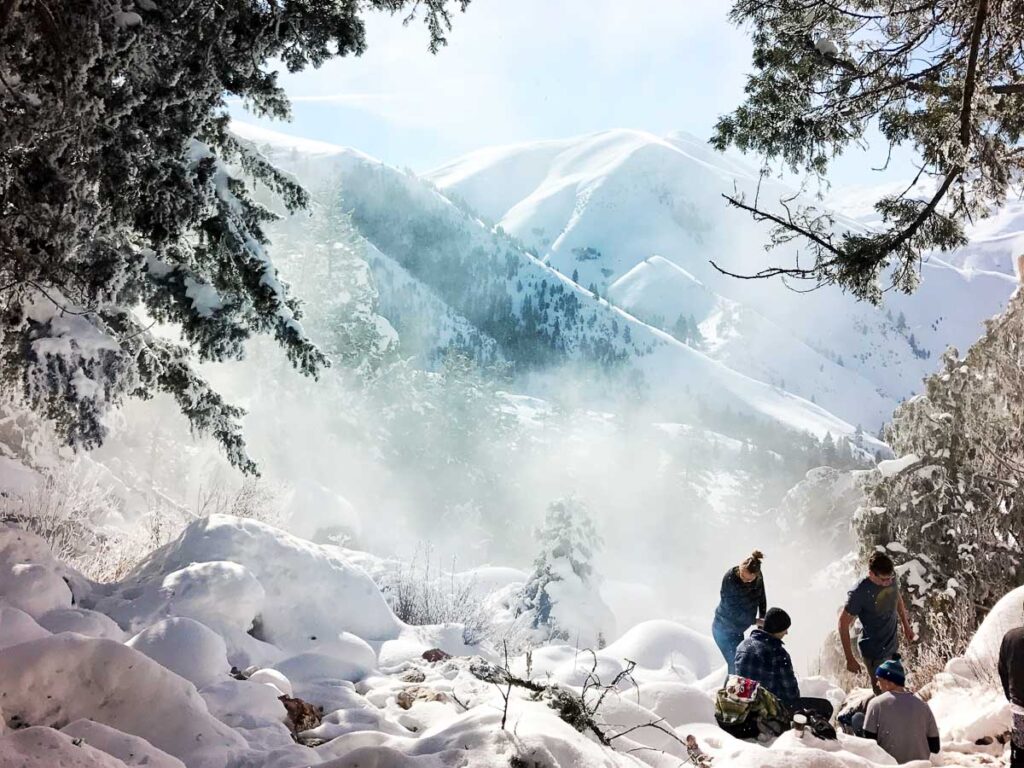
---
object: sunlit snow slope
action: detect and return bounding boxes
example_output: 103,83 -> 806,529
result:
428,129 -> 1016,429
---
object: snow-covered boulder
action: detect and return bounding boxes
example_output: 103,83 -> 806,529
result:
0,633 -> 247,768
602,620 -> 723,686
0,524 -> 61,568
0,528 -> 92,610
0,726 -> 133,768
201,679 -> 288,730
248,667 -> 293,697
0,561 -> 72,618
199,678 -> 302,755
161,560 -> 265,632
38,607 -> 125,641
60,720 -> 186,768
274,650 -> 376,709
110,515 -> 400,650
0,605 -> 51,649
127,617 -> 230,689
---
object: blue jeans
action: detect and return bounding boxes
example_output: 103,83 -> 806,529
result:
712,619 -> 745,675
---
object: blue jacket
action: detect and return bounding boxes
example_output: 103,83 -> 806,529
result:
714,567 -> 766,633
734,629 -> 800,706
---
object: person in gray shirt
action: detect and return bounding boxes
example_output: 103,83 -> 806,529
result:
863,657 -> 940,764
839,551 -> 915,693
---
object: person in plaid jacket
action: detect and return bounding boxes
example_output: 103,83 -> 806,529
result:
734,607 -> 833,721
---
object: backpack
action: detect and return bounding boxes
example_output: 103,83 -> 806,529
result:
715,674 -> 789,738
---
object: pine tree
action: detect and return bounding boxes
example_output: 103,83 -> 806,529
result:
0,0 -> 468,472
821,432 -> 837,466
713,0 -> 1024,302
516,497 -> 607,643
862,288 -> 1024,663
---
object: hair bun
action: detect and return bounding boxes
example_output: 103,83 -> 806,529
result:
751,550 -> 764,560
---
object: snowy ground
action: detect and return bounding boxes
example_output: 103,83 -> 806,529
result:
0,515 -> 1015,767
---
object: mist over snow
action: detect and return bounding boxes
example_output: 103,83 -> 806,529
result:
0,119 -> 1019,768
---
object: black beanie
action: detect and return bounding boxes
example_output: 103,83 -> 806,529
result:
763,607 -> 792,634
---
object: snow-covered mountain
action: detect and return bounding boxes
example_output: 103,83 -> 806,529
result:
232,122 -> 881,446
427,128 -> 1017,430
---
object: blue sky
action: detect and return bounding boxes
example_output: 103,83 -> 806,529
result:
230,1 -> 915,187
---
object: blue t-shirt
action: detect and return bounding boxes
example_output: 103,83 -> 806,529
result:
845,577 -> 899,661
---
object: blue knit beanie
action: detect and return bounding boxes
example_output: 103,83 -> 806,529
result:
876,655 -> 906,687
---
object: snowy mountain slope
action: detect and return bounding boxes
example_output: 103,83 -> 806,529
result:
362,242 -> 501,366
829,179 -> 1024,276
232,122 -> 876,444
608,256 -> 894,423
427,129 -> 1017,429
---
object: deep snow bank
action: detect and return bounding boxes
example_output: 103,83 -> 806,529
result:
0,514 -> 1017,768
98,515 -> 401,652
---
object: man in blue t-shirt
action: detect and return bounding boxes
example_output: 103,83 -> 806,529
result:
839,551 -> 915,693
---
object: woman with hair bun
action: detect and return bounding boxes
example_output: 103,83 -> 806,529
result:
712,550 -> 767,674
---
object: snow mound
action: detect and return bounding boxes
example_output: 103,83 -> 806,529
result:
634,681 -> 716,727
38,607 -> 125,641
689,721 -> 900,767
603,620 -> 723,685
0,726 -> 131,768
61,719 -> 186,768
127,617 -> 230,689
950,584 -> 1024,679
248,667 -> 293,697
198,679 -> 302,755
1,561 -> 72,618
273,649 -> 376,710
927,672 -> 1010,748
316,705 -> 644,768
116,515 -> 400,649
0,633 -> 247,768
0,524 -> 91,605
378,624 -> 483,669
0,604 -> 51,649
201,679 -> 288,730
922,586 -> 1024,749
161,560 -> 266,632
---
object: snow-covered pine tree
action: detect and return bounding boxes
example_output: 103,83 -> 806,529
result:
860,288 -> 1024,662
714,0 -> 1024,302
517,497 -> 614,646
0,0 -> 467,472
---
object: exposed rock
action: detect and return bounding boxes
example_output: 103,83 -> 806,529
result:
421,648 -> 451,663
395,686 -> 450,710
279,695 -> 323,736
399,668 -> 426,683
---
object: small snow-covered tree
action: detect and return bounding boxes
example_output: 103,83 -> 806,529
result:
517,497 -> 614,646
860,288 -> 1024,663
714,0 -> 1024,302
276,184 -> 397,376
0,0 -> 468,472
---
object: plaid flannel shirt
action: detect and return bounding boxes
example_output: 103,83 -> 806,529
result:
734,629 -> 800,706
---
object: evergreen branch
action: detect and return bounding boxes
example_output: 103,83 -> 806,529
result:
991,83 -> 1024,95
